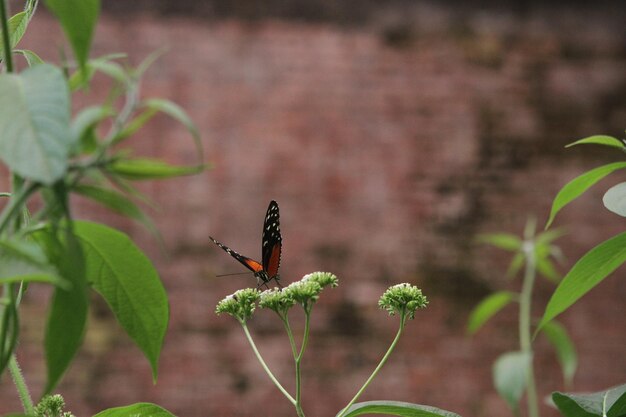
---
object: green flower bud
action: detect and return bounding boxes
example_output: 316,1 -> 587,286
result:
284,279 -> 323,312
378,283 -> 428,320
259,287 -> 295,314
302,271 -> 339,289
215,288 -> 261,323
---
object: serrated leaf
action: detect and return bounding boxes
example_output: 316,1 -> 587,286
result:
72,221 -> 168,381
467,291 -> 516,334
337,401 -> 462,417
538,232 -> 626,331
14,49 -> 44,66
92,403 -> 178,417
493,351 -> 531,412
0,64 -> 71,184
541,321 -> 577,386
566,135 -> 624,149
552,383 -> 626,417
546,162 -> 626,229
108,158 -> 204,180
0,239 -> 64,286
603,182 -> 626,217
44,0 -> 100,71
476,233 -> 522,251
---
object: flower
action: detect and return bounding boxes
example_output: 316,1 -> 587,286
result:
259,287 -> 295,315
215,288 -> 261,323
378,283 -> 428,320
302,271 -> 339,289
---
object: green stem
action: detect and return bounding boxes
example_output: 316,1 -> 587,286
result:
0,0 -> 14,72
520,241 -> 540,417
293,312 -> 311,417
338,312 -> 407,417
9,354 -> 33,414
0,183 -> 38,236
241,322 -> 296,405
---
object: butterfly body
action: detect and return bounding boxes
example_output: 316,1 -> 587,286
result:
210,201 -> 282,287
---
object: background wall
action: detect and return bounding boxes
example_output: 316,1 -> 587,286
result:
1,2 -> 625,416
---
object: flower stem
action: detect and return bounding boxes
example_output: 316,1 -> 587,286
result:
241,322 -> 296,405
9,354 -> 33,414
338,312 -> 406,417
520,239 -> 540,417
293,312 -> 311,417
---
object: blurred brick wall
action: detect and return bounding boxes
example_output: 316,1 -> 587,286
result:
1,4 -> 625,417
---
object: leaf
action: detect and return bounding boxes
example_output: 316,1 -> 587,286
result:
506,252 -> 525,279
43,0 -> 100,71
70,105 -> 114,153
0,239 -> 64,286
0,12 -> 27,56
603,182 -> 626,217
467,291 -> 516,334
74,184 -> 155,232
92,403 -> 178,417
541,321 -> 577,386
72,221 -> 168,381
552,383 -> 626,417
476,233 -> 522,251
68,55 -> 128,90
538,231 -> 626,331
108,158 -> 204,180
493,351 -> 531,412
40,229 -> 89,394
336,401 -> 462,417
566,135 -> 624,149
546,162 -> 626,229
14,49 -> 44,66
0,64 -> 71,184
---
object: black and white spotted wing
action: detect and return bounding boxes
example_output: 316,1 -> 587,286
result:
209,200 -> 282,285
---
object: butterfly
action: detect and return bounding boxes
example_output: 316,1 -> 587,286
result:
209,200 -> 282,287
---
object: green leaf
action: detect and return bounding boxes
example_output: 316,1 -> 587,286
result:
336,401 -> 461,417
73,221 -> 168,381
74,184 -> 155,232
538,231 -> 626,331
506,252 -> 525,279
566,135 -> 624,149
70,105 -> 114,153
603,182 -> 626,217
467,291 -> 516,334
142,98 -> 200,142
108,158 -> 204,180
92,403 -> 178,417
0,239 -> 64,286
0,12 -> 27,56
552,383 -> 626,417
68,55 -> 128,90
0,64 -> 71,184
40,229 -> 88,394
541,321 -> 577,386
14,49 -> 44,66
493,351 -> 531,412
546,162 -> 626,229
44,0 -> 100,71
476,233 -> 522,251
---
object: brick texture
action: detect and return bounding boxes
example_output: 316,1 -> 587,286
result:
0,5 -> 625,417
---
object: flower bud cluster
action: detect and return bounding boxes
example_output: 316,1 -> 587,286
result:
378,283 -> 428,320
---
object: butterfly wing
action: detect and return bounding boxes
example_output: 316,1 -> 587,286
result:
261,200 -> 282,279
209,236 -> 264,274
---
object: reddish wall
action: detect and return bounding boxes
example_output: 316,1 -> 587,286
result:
1,5 -> 625,417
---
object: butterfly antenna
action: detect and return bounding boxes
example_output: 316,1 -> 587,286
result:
215,272 -> 254,278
